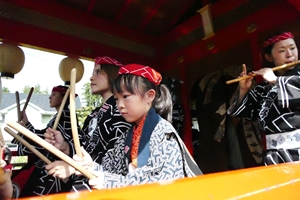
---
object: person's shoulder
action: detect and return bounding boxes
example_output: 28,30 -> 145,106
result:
156,118 -> 177,134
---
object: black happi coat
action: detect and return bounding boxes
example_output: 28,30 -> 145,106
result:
227,65 -> 300,164
12,107 -> 79,197
71,95 -> 131,192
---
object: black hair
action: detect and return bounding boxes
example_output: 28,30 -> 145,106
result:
113,74 -> 173,122
98,64 -> 120,91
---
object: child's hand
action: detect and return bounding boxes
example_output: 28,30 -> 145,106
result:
73,147 -> 93,175
46,161 -> 75,179
89,171 -> 105,190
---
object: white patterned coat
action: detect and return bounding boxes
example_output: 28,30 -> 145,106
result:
100,110 -> 201,189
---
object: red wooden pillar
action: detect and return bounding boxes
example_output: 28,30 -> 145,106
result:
179,64 -> 193,154
250,33 -> 263,83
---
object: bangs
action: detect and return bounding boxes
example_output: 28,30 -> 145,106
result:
113,74 -> 145,95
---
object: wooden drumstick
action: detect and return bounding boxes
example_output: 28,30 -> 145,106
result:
0,129 -> 4,147
15,91 -> 21,121
69,68 -> 82,158
6,122 -> 96,180
52,88 -> 70,130
21,87 -> 34,114
226,60 -> 300,84
4,127 -> 51,164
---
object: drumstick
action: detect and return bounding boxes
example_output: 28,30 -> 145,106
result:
15,91 -> 21,121
21,87 -> 34,114
4,127 -> 51,164
0,129 -> 5,147
226,60 -> 300,84
6,122 -> 96,180
69,68 -> 82,158
52,88 -> 70,130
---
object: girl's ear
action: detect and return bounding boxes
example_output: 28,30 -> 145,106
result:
264,53 -> 274,62
146,89 -> 156,103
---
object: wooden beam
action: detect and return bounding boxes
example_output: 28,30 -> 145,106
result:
86,0 -> 97,13
162,0 -> 249,44
115,0 -> 132,22
162,0 -> 300,72
0,0 -> 158,45
139,0 -> 165,30
0,18 -> 155,66
287,0 -> 300,11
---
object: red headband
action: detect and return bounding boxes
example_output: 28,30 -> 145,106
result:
263,32 -> 293,47
118,64 -> 162,86
52,86 -> 78,97
94,56 -> 123,67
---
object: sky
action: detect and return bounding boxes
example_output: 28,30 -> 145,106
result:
1,46 -> 94,103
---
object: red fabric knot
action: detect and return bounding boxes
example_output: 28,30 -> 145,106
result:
94,56 -> 123,67
118,64 -> 162,86
263,32 -> 293,47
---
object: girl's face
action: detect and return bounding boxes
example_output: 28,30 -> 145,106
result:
114,88 -> 154,126
90,65 -> 110,95
49,91 -> 63,108
266,38 -> 298,68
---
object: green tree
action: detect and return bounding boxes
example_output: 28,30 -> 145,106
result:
82,82 -> 103,107
23,84 -> 48,94
76,82 -> 103,127
22,85 -> 31,94
2,87 -> 10,93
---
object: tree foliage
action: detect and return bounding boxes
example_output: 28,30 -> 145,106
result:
81,82 -> 103,107
2,87 -> 10,93
23,84 -> 48,94
76,82 -> 103,127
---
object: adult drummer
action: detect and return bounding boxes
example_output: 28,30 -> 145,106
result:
227,31 -> 300,165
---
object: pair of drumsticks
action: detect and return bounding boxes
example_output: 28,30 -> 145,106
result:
15,87 -> 34,122
5,68 -> 96,179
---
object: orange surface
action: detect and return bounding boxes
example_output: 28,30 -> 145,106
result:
20,162 -> 300,200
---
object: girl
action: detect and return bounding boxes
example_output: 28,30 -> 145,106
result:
12,85 -> 80,197
45,56 -> 132,191
227,31 -> 300,165
73,63 -> 202,189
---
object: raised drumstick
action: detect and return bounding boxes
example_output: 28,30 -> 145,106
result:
6,122 -> 96,180
21,87 -> 34,114
15,91 -> 21,121
69,68 -> 82,158
52,88 -> 70,130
